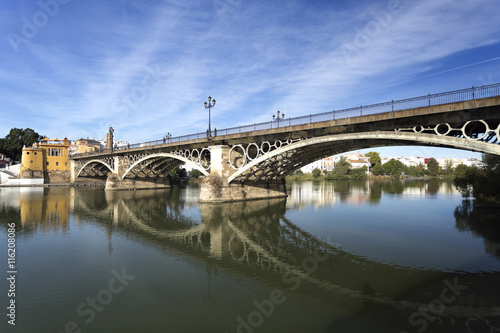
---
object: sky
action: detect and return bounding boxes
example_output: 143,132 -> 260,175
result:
1,0 -> 500,159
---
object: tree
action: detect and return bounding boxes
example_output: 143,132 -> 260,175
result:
0,128 -> 44,161
427,158 -> 439,177
348,166 -> 368,180
371,163 -> 385,175
311,168 -> 322,179
365,151 -> 381,168
294,169 -> 304,176
334,156 -> 351,174
443,159 -> 454,175
329,156 -> 351,180
190,169 -> 203,179
382,158 -> 407,175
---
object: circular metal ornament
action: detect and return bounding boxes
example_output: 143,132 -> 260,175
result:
260,141 -> 271,154
246,143 -> 260,161
434,123 -> 452,136
461,120 -> 490,140
413,126 -> 425,133
229,145 -> 247,170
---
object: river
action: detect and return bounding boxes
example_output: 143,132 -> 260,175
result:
1,179 -> 499,333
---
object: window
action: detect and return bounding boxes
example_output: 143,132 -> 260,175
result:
34,152 -> 37,155
31,161 -> 33,163
65,162 -> 68,166
47,162 -> 49,166
56,162 -> 59,166
27,152 -> 30,155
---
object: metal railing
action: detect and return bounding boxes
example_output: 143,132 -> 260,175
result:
72,83 -> 500,158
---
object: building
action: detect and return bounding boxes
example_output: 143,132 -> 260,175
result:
21,137 -> 70,179
73,138 -> 102,155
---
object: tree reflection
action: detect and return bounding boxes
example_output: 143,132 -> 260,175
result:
454,200 -> 500,257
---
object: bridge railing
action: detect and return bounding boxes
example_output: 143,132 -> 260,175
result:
72,83 -> 500,158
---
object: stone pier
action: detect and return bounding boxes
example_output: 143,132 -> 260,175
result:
198,145 -> 287,203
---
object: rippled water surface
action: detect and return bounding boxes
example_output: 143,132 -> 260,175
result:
1,179 -> 499,333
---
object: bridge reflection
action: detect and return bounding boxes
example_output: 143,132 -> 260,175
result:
70,188 -> 500,328
1,186 -> 499,330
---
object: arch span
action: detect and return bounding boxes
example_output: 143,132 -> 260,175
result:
76,160 -> 114,178
122,153 -> 209,180
228,131 -> 500,183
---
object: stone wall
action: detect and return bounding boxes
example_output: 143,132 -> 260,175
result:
45,170 -> 71,183
199,175 -> 287,203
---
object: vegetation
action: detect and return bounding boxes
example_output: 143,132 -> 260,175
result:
0,128 -> 44,161
427,158 -> 439,177
453,154 -> 500,206
287,157 -> 368,181
189,169 -> 203,179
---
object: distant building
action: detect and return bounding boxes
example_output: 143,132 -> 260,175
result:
346,159 -> 370,173
73,138 -> 102,155
20,137 -> 70,178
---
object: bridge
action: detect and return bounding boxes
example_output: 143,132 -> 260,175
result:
70,83 -> 500,202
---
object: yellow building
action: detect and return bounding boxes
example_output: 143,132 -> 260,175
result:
75,138 -> 101,154
20,147 -> 44,171
21,137 -> 70,177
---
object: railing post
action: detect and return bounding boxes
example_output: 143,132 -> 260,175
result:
472,86 -> 475,100
310,115 -> 312,123
428,94 -> 431,106
360,105 -> 362,116
391,100 -> 394,112
333,110 -> 335,120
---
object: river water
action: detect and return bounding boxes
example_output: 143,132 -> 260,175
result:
1,179 -> 499,333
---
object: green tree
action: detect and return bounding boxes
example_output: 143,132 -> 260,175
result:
365,151 -> 381,168
453,154 -> 500,206
311,168 -> 322,179
371,163 -> 385,175
427,158 -> 439,177
334,156 -> 351,174
443,159 -> 454,175
294,169 -> 304,176
348,166 -> 368,180
190,169 -> 203,179
329,156 -> 351,180
382,159 -> 407,175
0,128 -> 44,161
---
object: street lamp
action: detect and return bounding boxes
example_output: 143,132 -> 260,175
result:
166,132 -> 172,143
204,96 -> 216,137
273,110 -> 285,127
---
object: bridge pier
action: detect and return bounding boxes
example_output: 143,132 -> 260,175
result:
199,145 -> 287,203
105,156 -> 170,191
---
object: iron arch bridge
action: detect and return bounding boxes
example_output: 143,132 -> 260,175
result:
75,148 -> 211,181
70,83 -> 500,199
226,120 -> 500,184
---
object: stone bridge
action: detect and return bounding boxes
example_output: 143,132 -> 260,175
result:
70,83 -> 500,202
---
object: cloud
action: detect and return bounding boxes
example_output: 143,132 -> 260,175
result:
0,0 -> 499,146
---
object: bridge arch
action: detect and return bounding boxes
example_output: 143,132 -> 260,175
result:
76,159 -> 114,178
227,131 -> 500,183
122,153 -> 209,180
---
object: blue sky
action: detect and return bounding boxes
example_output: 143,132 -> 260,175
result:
1,0 -> 499,158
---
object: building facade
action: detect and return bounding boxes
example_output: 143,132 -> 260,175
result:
21,138 -> 70,178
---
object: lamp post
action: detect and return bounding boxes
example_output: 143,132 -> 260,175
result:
166,132 -> 172,143
273,110 -> 285,127
204,96 -> 216,137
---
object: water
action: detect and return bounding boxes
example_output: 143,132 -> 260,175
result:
1,179 -> 499,333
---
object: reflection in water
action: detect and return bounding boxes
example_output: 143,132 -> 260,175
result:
455,200 -> 500,257
286,179 -> 454,209
1,181 -> 500,332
